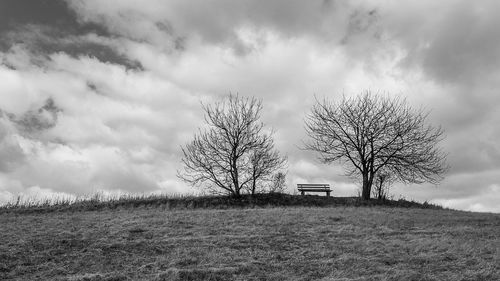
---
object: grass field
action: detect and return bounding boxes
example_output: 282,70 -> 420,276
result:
0,197 -> 499,280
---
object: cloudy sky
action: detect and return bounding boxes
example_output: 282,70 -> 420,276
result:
1,0 -> 499,212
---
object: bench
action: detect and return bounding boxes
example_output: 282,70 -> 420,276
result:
297,183 -> 331,197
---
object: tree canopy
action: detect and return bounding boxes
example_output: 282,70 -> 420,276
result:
179,94 -> 287,197
305,92 -> 448,200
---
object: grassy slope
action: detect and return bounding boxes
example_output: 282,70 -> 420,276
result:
0,204 -> 499,280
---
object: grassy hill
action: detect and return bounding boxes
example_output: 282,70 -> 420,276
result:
0,195 -> 498,280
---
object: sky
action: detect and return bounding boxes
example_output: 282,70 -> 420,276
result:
0,0 -> 499,213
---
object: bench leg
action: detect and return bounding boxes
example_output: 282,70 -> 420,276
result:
301,191 -> 305,196
327,191 -> 330,197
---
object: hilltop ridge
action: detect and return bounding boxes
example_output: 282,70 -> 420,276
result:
0,193 -> 444,214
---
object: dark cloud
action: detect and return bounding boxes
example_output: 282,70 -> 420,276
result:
341,9 -> 379,44
0,0 -> 73,31
379,1 -> 500,86
0,0 -> 141,70
7,98 -> 61,134
0,0 -> 110,35
1,25 -> 142,70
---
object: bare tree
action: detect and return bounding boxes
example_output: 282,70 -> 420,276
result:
304,92 -> 448,200
268,172 -> 287,194
247,142 -> 287,195
371,172 -> 395,200
178,94 -> 287,197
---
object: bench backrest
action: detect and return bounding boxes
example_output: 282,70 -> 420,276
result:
297,183 -> 330,189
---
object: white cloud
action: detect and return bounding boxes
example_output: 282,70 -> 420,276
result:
0,0 -> 499,212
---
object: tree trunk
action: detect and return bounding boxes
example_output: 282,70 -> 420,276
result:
377,176 -> 385,200
231,156 -> 240,197
361,173 -> 371,200
251,171 -> 257,196
233,187 -> 241,198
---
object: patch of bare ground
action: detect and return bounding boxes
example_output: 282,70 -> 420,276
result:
0,206 -> 498,280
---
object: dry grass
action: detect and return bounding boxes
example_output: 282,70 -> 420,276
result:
0,205 -> 498,280
0,193 -> 443,213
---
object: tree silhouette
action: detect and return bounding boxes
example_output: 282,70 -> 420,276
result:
179,94 -> 286,197
305,92 -> 448,200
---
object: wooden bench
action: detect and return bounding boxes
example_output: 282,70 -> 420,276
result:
297,183 -> 331,197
